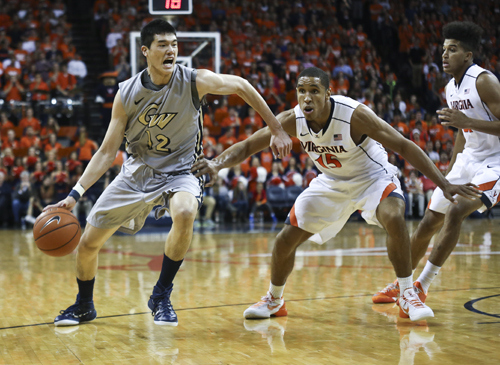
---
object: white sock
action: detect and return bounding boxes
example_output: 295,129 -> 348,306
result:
417,261 -> 441,294
269,282 -> 285,299
398,275 -> 413,295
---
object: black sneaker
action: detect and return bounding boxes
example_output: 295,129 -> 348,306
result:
148,284 -> 178,326
54,295 -> 97,327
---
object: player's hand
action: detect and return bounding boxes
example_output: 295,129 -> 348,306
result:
437,108 -> 471,129
441,183 -> 482,204
43,196 -> 76,212
270,127 -> 292,159
191,154 -> 219,187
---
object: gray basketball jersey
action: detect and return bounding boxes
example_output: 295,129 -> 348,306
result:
119,64 -> 202,175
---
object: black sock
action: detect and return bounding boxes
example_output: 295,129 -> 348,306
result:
77,278 -> 95,302
155,255 -> 183,291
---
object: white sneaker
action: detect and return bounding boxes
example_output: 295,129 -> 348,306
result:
243,293 -> 288,319
398,288 -> 434,321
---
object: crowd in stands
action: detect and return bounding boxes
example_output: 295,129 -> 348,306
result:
1,0 -> 499,229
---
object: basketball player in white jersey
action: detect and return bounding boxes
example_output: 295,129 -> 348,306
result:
192,67 -> 480,321
373,21 -> 500,304
44,19 -> 292,327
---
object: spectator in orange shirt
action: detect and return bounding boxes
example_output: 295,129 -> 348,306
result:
29,73 -> 50,101
3,74 -> 24,101
242,108 -> 263,131
220,108 -> 241,128
238,125 -> 253,142
286,53 -> 301,75
74,130 -> 98,166
44,133 -> 62,153
435,151 -> 450,175
0,112 -> 14,139
66,151 -> 82,176
2,129 -> 19,150
249,182 -> 276,223
218,128 -> 238,150
410,129 -> 426,150
40,116 -> 60,145
19,107 -> 41,133
392,113 -> 409,138
259,147 -> 274,173
266,161 -> 285,188
20,127 -> 41,149
436,126 -> 454,143
23,146 -> 39,172
333,72 -> 350,96
54,63 -> 77,96
409,110 -> 427,131
214,98 -> 229,125
427,114 -> 444,142
412,121 -> 429,142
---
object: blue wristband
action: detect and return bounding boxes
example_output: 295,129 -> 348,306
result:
68,189 -> 81,202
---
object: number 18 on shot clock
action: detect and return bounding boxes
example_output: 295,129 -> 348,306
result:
149,0 -> 193,15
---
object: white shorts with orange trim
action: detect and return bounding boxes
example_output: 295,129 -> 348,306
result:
429,152 -> 500,214
287,168 -> 404,244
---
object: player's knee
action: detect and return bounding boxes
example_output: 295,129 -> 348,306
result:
172,206 -> 197,224
77,238 -> 100,255
378,200 -> 405,227
447,203 -> 472,222
275,226 -> 306,251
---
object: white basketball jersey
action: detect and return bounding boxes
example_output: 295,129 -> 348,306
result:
294,96 -> 394,181
445,64 -> 500,159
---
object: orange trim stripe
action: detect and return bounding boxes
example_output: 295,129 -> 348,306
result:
380,183 -> 397,202
289,205 -> 298,227
478,181 -> 497,191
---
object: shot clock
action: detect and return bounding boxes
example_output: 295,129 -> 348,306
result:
149,0 -> 193,15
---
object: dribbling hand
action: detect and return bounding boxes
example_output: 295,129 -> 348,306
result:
43,196 -> 77,212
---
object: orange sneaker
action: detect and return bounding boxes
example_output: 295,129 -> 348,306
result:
372,280 -> 399,303
413,281 -> 427,303
244,293 -> 288,319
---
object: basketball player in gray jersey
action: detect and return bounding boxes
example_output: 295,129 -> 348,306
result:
45,19 -> 292,327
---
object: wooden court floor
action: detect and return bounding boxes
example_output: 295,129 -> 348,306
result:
1,218 -> 499,364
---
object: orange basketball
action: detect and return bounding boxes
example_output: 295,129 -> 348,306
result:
33,208 -> 81,257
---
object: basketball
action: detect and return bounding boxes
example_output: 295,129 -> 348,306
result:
33,208 -> 81,257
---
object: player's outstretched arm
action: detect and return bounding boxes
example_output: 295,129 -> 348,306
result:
438,72 -> 500,136
351,104 -> 482,204
195,69 -> 292,158
192,110 -> 296,186
44,91 -> 128,211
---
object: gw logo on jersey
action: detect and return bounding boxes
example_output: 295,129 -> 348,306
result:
138,103 -> 177,129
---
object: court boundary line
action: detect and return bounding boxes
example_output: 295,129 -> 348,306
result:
463,293 -> 500,320
2,286 -> 500,331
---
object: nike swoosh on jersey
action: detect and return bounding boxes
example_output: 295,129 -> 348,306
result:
300,132 -> 309,136
40,215 -> 61,233
134,97 -> 145,105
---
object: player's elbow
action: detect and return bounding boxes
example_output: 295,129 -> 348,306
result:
235,77 -> 252,96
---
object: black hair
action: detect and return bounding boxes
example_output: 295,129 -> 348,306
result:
297,67 -> 330,90
141,19 -> 177,48
443,21 -> 483,53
